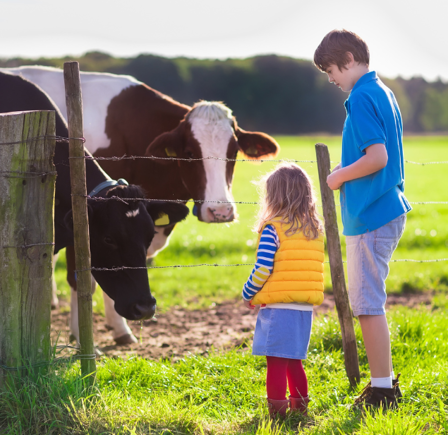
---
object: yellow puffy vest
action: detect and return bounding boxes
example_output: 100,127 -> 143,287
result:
251,219 -> 325,306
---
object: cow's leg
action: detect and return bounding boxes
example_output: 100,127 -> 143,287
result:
51,253 -> 59,309
103,292 -> 137,345
66,246 -> 97,343
99,225 -> 174,346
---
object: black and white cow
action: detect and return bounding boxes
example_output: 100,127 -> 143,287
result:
3,65 -> 280,344
0,71 -> 189,344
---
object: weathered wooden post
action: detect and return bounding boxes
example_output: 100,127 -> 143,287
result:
64,62 -> 96,383
0,111 -> 56,386
315,143 -> 360,387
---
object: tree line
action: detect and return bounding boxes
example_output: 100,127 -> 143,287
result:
2,51 -> 447,134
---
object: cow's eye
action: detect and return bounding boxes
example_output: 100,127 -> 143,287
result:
185,150 -> 195,159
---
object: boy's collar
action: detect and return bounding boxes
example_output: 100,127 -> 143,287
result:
351,71 -> 378,93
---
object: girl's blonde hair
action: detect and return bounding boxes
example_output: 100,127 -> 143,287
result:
255,163 -> 324,239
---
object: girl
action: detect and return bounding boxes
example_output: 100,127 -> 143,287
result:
242,163 -> 325,418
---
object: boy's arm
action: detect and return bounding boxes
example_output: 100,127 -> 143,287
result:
327,143 -> 388,190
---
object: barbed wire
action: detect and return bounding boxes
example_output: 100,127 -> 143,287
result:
72,155 -> 323,164
0,135 -> 85,146
0,344 -> 96,372
78,195 -> 448,206
405,160 -> 448,165
74,256 -> 448,274
2,242 -> 55,249
71,154 -> 448,165
2,135 -> 448,165
410,201 -> 448,205
0,170 -> 57,179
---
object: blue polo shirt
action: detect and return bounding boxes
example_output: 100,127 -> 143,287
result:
340,71 -> 411,236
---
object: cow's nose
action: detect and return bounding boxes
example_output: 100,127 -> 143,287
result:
207,206 -> 235,222
132,300 -> 156,320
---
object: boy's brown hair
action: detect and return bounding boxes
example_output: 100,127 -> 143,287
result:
314,29 -> 370,72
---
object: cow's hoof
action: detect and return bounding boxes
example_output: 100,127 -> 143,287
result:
51,301 -> 59,310
114,334 -> 138,345
69,334 -> 78,343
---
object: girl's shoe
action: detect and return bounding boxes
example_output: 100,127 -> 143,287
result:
289,395 -> 310,416
267,398 -> 289,418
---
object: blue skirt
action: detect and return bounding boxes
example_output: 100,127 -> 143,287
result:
252,309 -> 313,360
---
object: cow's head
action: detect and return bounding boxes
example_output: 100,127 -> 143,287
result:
64,184 -> 189,320
145,101 -> 280,223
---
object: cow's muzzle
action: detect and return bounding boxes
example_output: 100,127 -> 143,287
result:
129,299 -> 156,320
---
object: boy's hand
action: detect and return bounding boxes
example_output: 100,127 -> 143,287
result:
327,170 -> 344,190
243,299 -> 260,314
332,163 -> 342,172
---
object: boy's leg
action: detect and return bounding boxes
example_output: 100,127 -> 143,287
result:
358,314 -> 391,379
347,215 -> 406,406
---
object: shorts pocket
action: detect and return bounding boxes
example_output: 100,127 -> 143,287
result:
374,237 -> 394,260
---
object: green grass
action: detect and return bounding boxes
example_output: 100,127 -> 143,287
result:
2,303 -> 448,434
38,135 -> 448,433
54,135 -> 448,313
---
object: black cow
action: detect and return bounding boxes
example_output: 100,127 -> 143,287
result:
0,71 -> 189,344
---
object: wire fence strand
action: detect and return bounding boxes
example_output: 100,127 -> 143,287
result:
0,345 -> 96,372
74,256 -> 448,274
0,135 -> 85,146
2,242 -> 55,249
78,195 -> 448,206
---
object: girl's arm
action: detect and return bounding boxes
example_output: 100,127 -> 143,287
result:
242,225 -> 279,302
327,143 -> 388,190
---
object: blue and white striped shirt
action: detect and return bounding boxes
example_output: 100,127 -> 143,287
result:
242,225 -> 279,301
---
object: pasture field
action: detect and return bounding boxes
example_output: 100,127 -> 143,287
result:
1,302 -> 448,434
54,135 -> 448,313
3,135 -> 446,434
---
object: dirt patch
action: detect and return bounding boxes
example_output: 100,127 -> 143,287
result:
51,293 -> 433,361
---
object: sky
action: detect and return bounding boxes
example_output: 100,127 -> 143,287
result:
1,0 -> 447,82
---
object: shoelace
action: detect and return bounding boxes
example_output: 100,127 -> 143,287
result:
353,384 -> 374,405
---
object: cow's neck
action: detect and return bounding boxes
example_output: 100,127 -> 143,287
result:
133,159 -> 191,202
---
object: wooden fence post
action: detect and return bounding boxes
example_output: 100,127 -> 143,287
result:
64,62 -> 96,384
0,111 -> 56,387
315,143 -> 360,387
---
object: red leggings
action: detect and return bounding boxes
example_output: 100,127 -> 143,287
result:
266,356 -> 308,400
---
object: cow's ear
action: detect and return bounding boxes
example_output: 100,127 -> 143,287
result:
63,210 -> 74,232
146,201 -> 189,226
234,120 -> 280,159
145,122 -> 185,165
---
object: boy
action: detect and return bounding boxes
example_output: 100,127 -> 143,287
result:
313,29 -> 411,409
